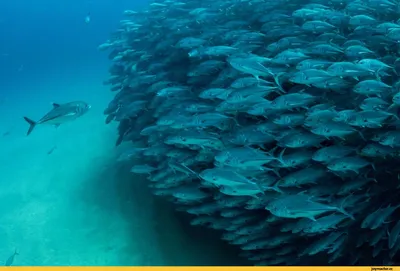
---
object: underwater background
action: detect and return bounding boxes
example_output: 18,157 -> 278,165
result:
0,0 -> 242,266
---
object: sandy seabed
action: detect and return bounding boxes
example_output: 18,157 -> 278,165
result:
0,73 -> 244,266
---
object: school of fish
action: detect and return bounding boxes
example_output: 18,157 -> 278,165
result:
99,0 -> 400,265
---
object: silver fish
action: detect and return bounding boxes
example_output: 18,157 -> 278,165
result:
23,101 -> 90,135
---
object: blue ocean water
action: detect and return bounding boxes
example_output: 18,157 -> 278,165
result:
0,0 -> 242,266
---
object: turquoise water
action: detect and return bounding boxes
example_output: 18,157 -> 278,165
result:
0,1 -> 242,266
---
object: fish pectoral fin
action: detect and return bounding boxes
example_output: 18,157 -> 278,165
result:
52,103 -> 61,108
307,216 -> 317,221
65,112 -> 77,116
54,124 -> 61,128
287,209 -> 317,220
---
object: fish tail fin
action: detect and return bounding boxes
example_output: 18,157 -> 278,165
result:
272,72 -> 286,94
23,117 -> 37,136
275,148 -> 287,167
180,163 -> 200,178
14,249 -> 19,256
271,181 -> 284,194
357,130 -> 366,141
115,134 -> 124,146
388,103 -> 397,111
338,195 -> 355,221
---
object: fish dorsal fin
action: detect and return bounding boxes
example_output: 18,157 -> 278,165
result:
52,103 -> 61,108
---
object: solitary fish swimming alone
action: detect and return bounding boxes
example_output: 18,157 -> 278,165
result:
23,101 -> 91,136
85,12 -> 91,24
5,249 -> 18,266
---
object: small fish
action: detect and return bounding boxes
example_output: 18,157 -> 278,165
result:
312,145 -> 355,164
389,221 -> 400,249
327,156 -> 372,174
85,12 -> 91,24
266,194 -> 354,221
23,102 -> 91,136
130,164 -> 158,174
5,249 -> 18,266
47,146 -> 57,155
